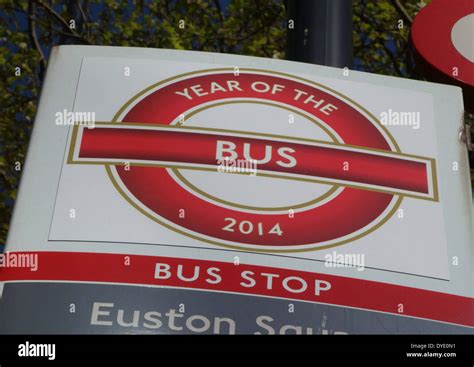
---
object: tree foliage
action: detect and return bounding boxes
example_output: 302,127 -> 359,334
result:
0,0 -> 429,245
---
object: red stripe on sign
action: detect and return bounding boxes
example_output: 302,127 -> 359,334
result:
0,251 -> 472,327
79,126 -> 430,194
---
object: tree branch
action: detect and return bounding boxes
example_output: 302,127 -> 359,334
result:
33,0 -> 91,44
27,2 -> 47,69
213,0 -> 224,23
389,0 -> 412,25
382,41 -> 403,76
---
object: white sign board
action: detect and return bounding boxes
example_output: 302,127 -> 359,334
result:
0,46 -> 472,334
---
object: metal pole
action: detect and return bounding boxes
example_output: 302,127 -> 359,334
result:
287,0 -> 353,68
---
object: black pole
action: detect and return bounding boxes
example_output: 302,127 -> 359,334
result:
287,0 -> 353,68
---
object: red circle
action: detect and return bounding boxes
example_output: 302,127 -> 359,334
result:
115,72 -> 396,248
411,0 -> 474,110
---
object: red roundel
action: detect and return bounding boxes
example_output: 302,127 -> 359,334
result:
109,70 -> 401,251
411,0 -> 474,111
